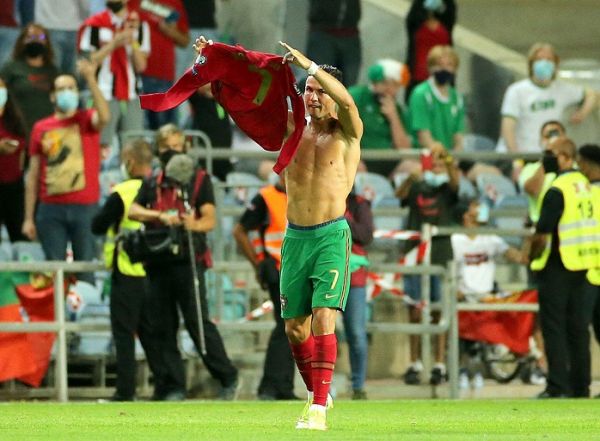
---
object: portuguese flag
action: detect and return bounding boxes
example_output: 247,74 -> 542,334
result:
458,289 -> 538,355
0,272 -> 55,387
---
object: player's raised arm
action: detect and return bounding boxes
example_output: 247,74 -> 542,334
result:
280,41 -> 363,141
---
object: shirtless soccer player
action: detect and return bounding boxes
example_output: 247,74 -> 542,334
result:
279,41 -> 363,431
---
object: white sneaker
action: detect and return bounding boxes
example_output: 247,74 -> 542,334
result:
529,367 -> 547,386
296,393 -> 333,429
307,404 -> 327,431
472,372 -> 484,389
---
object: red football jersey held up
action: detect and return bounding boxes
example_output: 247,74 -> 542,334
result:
140,42 -> 306,173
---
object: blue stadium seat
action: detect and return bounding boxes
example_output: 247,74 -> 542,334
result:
354,171 -> 395,207
459,175 -> 479,200
475,173 -> 517,203
68,281 -> 112,356
354,171 -> 403,232
225,171 -> 265,206
99,169 -> 125,205
0,242 -> 12,262
463,133 -> 496,152
12,241 -> 46,262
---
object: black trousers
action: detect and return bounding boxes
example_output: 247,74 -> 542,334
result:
0,179 -> 27,242
537,264 -> 597,397
146,262 -> 238,397
110,269 -> 165,399
593,287 -> 600,346
257,280 -> 295,398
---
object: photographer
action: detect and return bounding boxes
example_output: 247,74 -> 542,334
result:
232,174 -> 296,401
128,123 -> 238,401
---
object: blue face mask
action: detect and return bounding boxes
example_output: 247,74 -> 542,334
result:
532,59 -> 555,82
56,89 -> 79,112
476,202 -> 490,224
424,0 -> 443,11
423,170 -> 449,187
0,88 -> 7,108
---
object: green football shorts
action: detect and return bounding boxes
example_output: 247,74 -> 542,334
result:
279,217 -> 352,319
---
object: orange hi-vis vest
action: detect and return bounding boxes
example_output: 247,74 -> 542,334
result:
250,185 -> 287,269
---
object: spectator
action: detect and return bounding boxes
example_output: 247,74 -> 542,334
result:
79,1 -> 150,156
22,59 -> 111,284
0,75 -> 27,243
1,23 -> 59,134
529,136 -> 597,398
395,144 -> 459,385
176,0 -> 224,78
343,189 -> 374,399
518,120 -> 565,224
232,173 -> 296,401
0,1 -> 28,68
451,200 -> 546,387
349,59 -> 411,178
409,45 -> 464,152
405,0 -> 456,99
498,42 -> 597,153
91,139 -> 165,401
132,0 -> 190,129
188,83 -> 232,181
306,0 -> 361,87
129,123 -> 239,401
35,0 -> 90,74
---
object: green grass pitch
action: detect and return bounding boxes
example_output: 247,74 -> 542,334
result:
1,399 -> 600,440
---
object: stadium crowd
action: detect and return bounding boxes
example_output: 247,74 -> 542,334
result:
1,0 -> 600,406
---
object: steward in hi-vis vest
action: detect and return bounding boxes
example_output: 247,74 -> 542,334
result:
573,144 -> 600,351
530,170 -> 600,271
91,139 -> 164,401
528,137 -> 597,399
103,179 -> 145,276
232,175 -> 296,400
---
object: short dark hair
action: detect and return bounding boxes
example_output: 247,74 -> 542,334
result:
453,199 -> 477,225
578,144 -> 600,166
540,120 -> 565,136
317,64 -> 343,82
122,139 -> 154,166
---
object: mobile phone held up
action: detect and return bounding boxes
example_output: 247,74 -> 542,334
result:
420,149 -> 433,171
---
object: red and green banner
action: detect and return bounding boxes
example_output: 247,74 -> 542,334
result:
0,272 -> 55,387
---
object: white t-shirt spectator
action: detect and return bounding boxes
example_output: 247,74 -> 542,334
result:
451,234 -> 510,299
497,78 -> 584,152
35,0 -> 89,31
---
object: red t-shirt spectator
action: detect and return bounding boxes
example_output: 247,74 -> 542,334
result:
132,0 -> 189,81
413,23 -> 451,83
0,119 -> 25,183
0,1 -> 18,27
29,109 -> 100,205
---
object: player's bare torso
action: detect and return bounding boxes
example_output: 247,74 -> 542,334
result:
285,120 -> 360,226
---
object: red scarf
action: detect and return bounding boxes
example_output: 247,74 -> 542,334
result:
140,42 -> 306,173
78,11 -> 130,100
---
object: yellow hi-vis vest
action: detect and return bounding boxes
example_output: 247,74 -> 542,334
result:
587,184 -> 600,285
103,179 -> 146,277
530,171 -> 600,271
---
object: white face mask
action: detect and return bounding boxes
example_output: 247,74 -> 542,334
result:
476,202 -> 490,224
423,170 -> 449,187
0,87 -> 7,108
